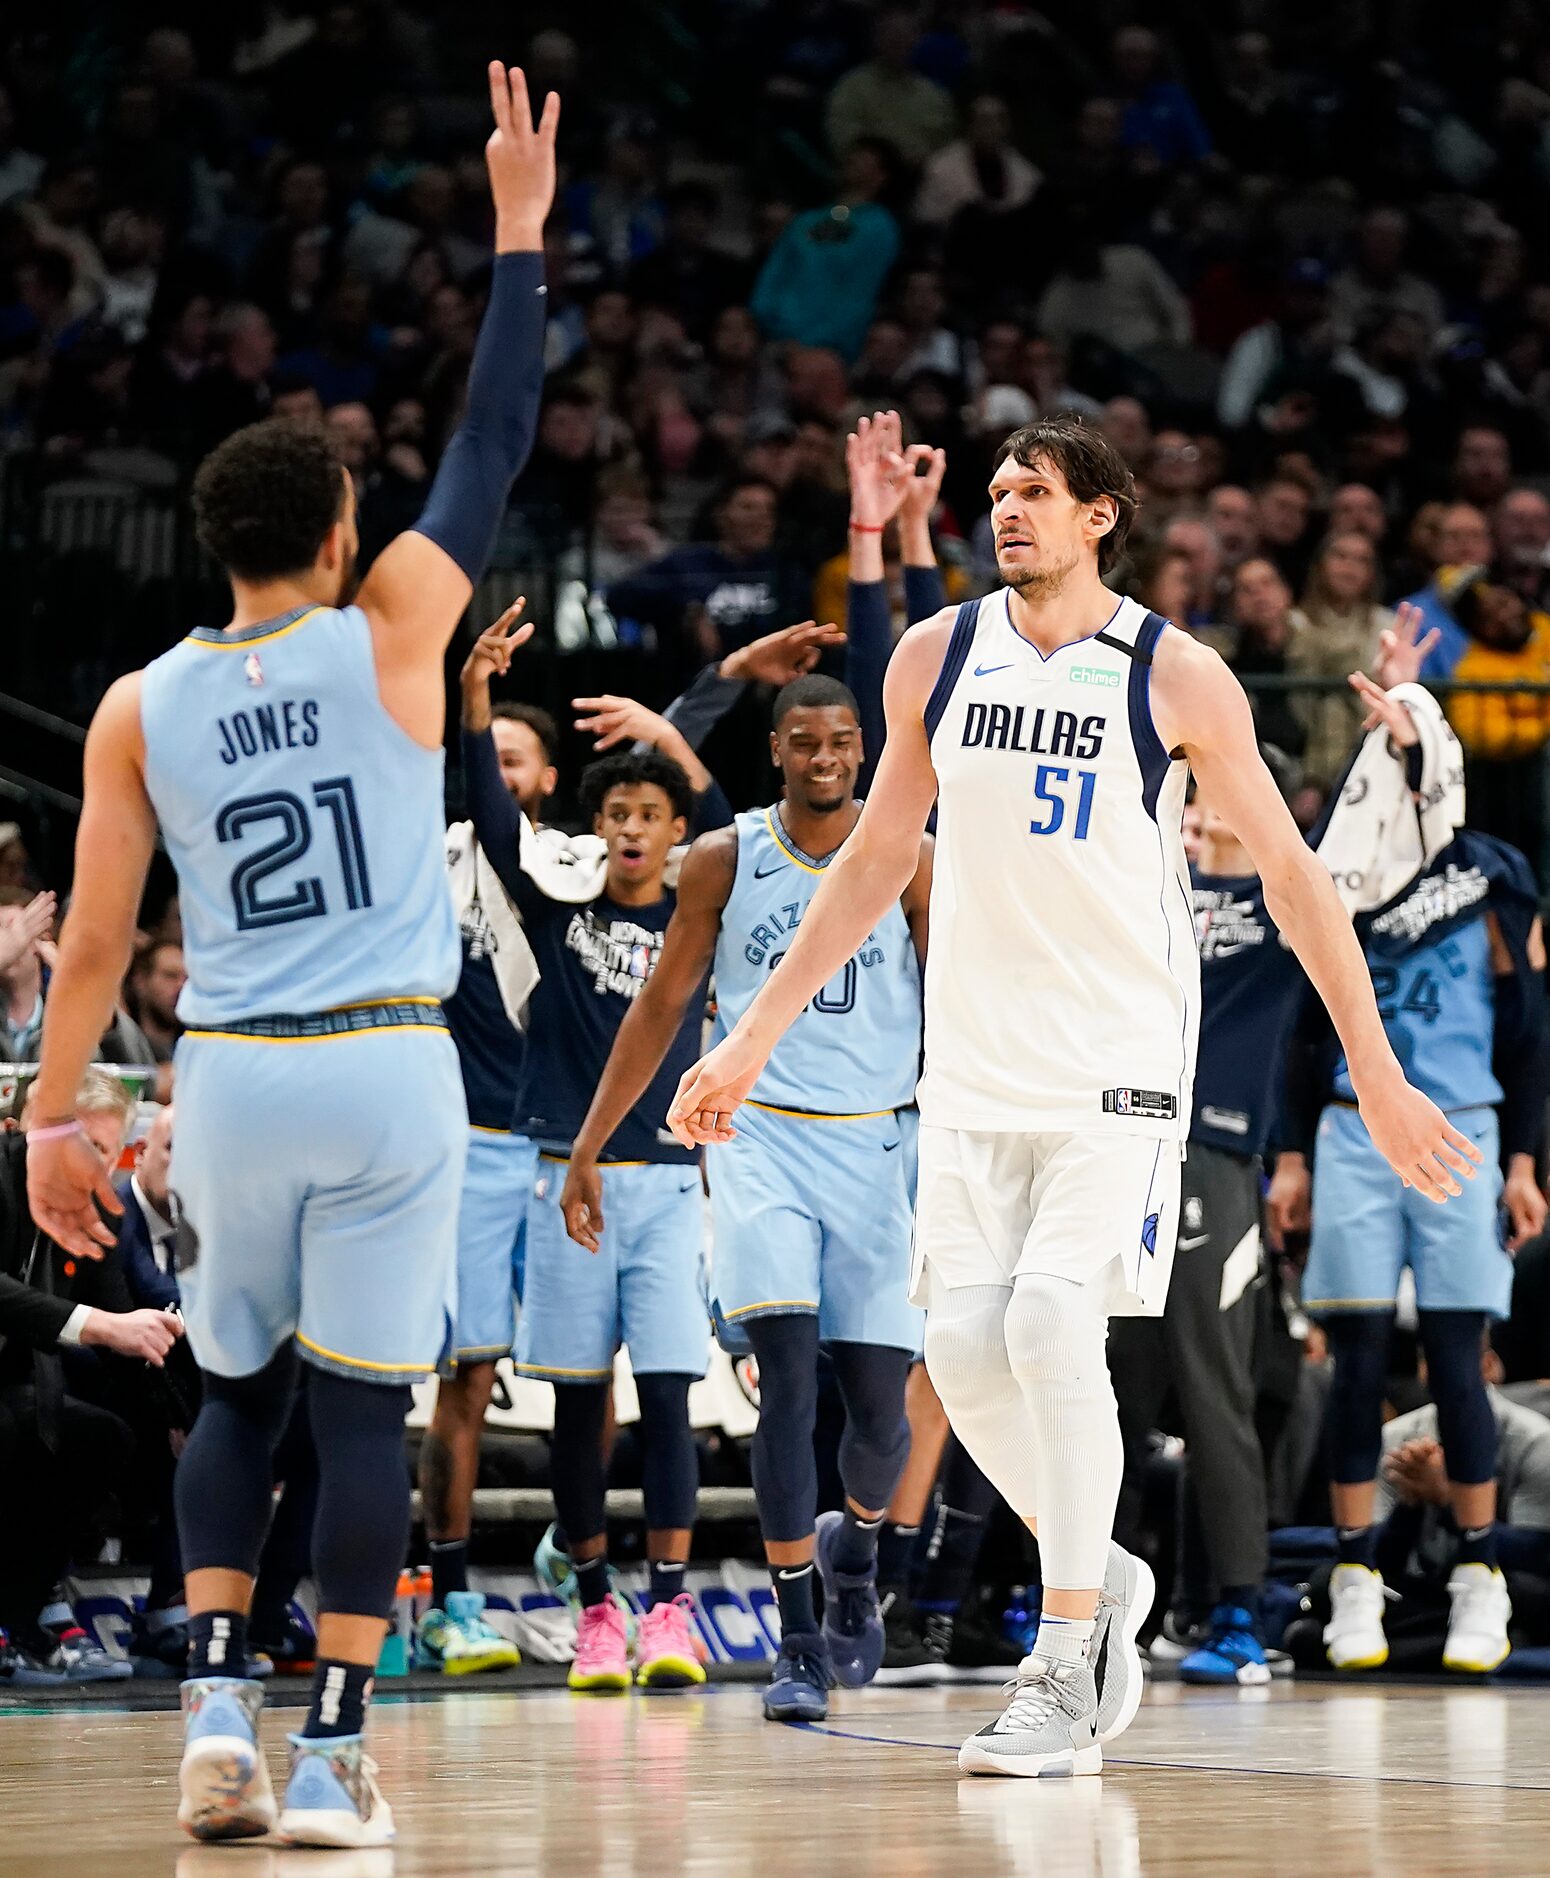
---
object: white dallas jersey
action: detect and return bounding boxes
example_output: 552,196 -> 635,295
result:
919,590 -> 1198,1139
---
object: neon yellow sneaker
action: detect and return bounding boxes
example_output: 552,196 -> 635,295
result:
414,1592 -> 521,1675
569,1600 -> 631,1692
635,1595 -> 708,1690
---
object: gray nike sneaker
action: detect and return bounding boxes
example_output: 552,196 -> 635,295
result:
957,1655 -> 1102,1777
1091,1542 -> 1155,1744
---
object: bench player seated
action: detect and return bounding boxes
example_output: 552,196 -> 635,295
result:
464,644 -> 716,1694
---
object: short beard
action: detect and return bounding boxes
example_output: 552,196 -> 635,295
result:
803,789 -> 850,816
1000,544 -> 1079,599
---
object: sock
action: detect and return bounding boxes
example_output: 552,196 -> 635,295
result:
772,1561 -> 818,1638
1459,1524 -> 1499,1570
918,1505 -> 987,1614
302,1658 -> 374,1739
1034,1614 -> 1094,1667
1337,1525 -> 1379,1571
648,1559 -> 687,1608
429,1539 -> 469,1611
831,1506 -> 885,1575
188,1610 -> 249,1679
574,1554 -> 611,1610
551,1525 -> 570,1555
877,1521 -> 921,1595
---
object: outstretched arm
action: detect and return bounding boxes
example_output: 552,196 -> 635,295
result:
667,617 -> 947,1147
28,676 -> 156,1254
358,64 -> 557,747
560,832 -> 734,1249
1156,634 -> 1480,1203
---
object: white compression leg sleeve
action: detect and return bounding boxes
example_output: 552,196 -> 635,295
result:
922,1282 -> 1038,1519
1003,1272 -> 1121,1590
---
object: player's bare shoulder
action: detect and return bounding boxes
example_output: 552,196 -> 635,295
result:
886,604 -> 959,712
1149,624 -> 1246,756
677,821 -> 739,913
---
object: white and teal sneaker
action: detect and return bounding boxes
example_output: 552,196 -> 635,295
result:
276,1733 -> 394,1849
533,1522 -> 579,1606
177,1676 -> 277,1842
413,1590 -> 521,1675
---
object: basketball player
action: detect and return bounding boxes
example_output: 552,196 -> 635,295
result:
560,676 -> 930,1721
26,64 -> 556,1846
414,609 -> 557,1678
668,416 -> 1480,1777
1271,670 -> 1548,1678
461,625 -> 721,1697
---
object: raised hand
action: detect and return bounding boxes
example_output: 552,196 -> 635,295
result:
573,693 -> 668,752
845,410 -> 912,532
0,890 -> 56,976
1349,669 -> 1419,746
1370,600 -> 1441,692
485,62 -> 560,250
460,599 -> 531,690
899,442 -> 947,531
721,619 -> 846,687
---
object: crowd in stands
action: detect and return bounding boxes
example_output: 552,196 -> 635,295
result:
5,2 -> 1550,1682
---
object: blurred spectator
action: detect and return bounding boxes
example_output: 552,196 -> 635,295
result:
751,141 -> 901,360
124,938 -> 184,1067
1256,477 -> 1316,588
1227,556 -> 1306,759
1110,26 -> 1211,170
1206,484 -> 1261,572
630,183 -> 751,342
189,304 -> 276,460
1452,424 -> 1514,511
1133,540 -> 1198,627
1329,482 -> 1389,549
1288,533 -> 1395,787
1018,334 -> 1101,421
1217,259 -> 1335,432
1100,395 -> 1154,471
115,1103 -> 178,1313
1141,428 -> 1209,531
826,8 -> 956,169
1162,516 -> 1226,632
0,82 -> 42,208
914,93 -> 1040,230
1495,487 -> 1550,608
607,475 -> 810,660
1330,209 -> 1446,346
1036,211 -> 1192,364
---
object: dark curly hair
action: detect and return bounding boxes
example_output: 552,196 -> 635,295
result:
578,749 -> 696,825
192,417 -> 348,581
992,416 -> 1139,576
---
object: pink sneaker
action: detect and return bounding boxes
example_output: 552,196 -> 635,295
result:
569,1600 -> 631,1693
635,1595 -> 708,1690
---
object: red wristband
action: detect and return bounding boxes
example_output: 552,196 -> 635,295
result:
848,521 -> 884,534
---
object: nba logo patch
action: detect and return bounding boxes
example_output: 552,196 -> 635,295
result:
244,653 -> 265,687
1115,1089 -> 1133,1115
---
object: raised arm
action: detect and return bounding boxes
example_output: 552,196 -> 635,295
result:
357,64 -> 557,748
1155,633 -> 1480,1203
28,676 -> 157,1254
559,830 -> 735,1249
667,615 -> 948,1147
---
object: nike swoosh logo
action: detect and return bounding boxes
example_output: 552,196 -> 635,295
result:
973,661 -> 1014,677
1177,1233 -> 1210,1252
1092,1616 -> 1112,1701
883,1141 -> 900,1152
753,860 -> 785,879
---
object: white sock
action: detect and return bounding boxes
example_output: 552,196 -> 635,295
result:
1033,1614 -> 1094,1667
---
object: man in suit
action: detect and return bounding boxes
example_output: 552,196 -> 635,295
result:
0,1069 -> 183,1680
115,1102 -> 179,1312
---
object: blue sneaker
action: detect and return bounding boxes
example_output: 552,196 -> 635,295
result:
814,1510 -> 886,1689
177,1676 -> 277,1841
276,1733 -> 395,1848
1178,1604 -> 1272,1686
534,1522 -> 579,1605
763,1630 -> 835,1722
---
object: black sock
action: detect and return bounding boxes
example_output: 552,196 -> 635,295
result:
552,1525 -> 570,1555
302,1658 -> 374,1739
1337,1525 -> 1379,1570
877,1521 -> 921,1595
831,1507 -> 885,1575
188,1610 -> 249,1679
1459,1524 -> 1499,1570
917,1506 -> 986,1612
574,1554 -> 611,1609
772,1561 -> 818,1638
648,1559 -> 687,1608
429,1539 -> 469,1611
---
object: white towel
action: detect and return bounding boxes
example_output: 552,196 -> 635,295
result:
1315,682 -> 1465,916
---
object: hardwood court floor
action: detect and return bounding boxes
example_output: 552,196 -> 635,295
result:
3,1678 -> 1549,1876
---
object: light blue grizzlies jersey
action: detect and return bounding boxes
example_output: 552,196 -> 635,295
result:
139,603 -> 459,1025
711,806 -> 921,1113
1334,846 -> 1501,1114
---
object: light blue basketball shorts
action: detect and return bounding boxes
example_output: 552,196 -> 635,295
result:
516,1157 -> 711,1381
1305,1102 -> 1511,1318
172,1014 -> 468,1383
451,1127 -> 538,1363
707,1101 -> 922,1354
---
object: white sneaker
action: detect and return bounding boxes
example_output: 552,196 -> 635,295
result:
1443,1564 -> 1511,1673
1323,1564 -> 1389,1671
958,1654 -> 1102,1778
276,1734 -> 395,1848
1092,1542 -> 1155,1743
